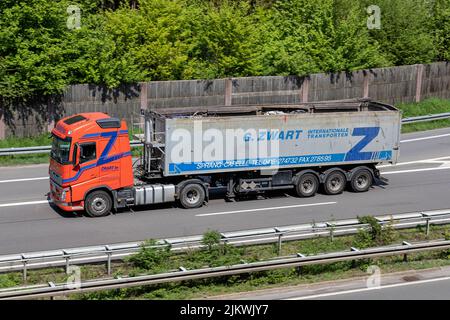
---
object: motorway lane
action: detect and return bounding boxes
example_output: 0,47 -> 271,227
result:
314,278 -> 450,300
218,266 -> 450,300
0,128 -> 449,254
0,163 -> 449,253
1,127 -> 449,204
397,127 -> 450,162
0,163 -> 48,180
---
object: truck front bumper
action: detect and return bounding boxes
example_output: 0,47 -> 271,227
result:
51,197 -> 84,212
49,180 -> 84,212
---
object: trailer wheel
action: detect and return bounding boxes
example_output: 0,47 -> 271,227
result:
350,168 -> 373,192
85,190 -> 112,217
179,183 -> 205,209
324,170 -> 346,195
295,173 -> 319,197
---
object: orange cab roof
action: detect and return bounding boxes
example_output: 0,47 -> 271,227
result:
52,112 -> 119,139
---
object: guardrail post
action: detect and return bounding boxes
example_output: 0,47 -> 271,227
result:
330,226 -> 335,242
223,239 -> 229,255
21,255 -> 27,283
426,218 -> 430,236
105,246 -> 112,276
402,241 -> 411,262
296,253 -> 305,276
48,282 -> 56,300
277,233 -> 283,255
63,251 -> 70,274
350,247 -> 359,268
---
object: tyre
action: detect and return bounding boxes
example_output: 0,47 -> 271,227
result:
295,173 -> 319,197
85,190 -> 112,217
350,168 -> 373,192
179,183 -> 205,209
323,170 -> 346,195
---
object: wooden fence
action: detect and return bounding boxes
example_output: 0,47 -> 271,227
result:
1,61 -> 449,138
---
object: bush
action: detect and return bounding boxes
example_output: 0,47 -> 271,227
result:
202,230 -> 221,251
355,215 -> 397,247
1,0 -> 447,107
127,239 -> 171,272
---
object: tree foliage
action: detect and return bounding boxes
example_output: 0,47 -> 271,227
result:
0,0 -> 448,103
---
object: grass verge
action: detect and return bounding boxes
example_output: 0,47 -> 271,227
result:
398,98 -> 450,133
0,133 -> 51,166
0,222 -> 448,300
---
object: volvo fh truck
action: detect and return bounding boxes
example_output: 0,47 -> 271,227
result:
48,98 -> 401,217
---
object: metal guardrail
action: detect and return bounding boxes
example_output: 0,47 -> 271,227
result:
1,112 -> 449,156
401,112 -> 450,124
1,239 -> 449,300
0,209 -> 449,278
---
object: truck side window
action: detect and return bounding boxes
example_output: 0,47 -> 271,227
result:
80,143 -> 96,164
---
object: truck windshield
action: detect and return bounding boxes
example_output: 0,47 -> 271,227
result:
50,135 -> 72,164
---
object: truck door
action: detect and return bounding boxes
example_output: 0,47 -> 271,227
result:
69,141 -> 99,202
98,132 -> 123,190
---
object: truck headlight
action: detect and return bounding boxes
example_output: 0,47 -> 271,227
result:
61,188 -> 69,201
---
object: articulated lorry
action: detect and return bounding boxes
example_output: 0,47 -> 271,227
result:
49,98 -> 401,217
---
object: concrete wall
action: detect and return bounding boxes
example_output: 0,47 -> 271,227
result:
1,61 -> 449,138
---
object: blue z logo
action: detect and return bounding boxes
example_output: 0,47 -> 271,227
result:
345,127 -> 380,161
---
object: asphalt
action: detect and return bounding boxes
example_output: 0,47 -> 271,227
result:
211,266 -> 450,300
0,127 -> 449,254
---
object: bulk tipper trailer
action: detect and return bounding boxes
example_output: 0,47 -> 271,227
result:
49,98 -> 401,217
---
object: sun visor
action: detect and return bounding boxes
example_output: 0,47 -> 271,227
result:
96,118 -> 121,129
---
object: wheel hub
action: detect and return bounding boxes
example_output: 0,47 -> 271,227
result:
92,197 -> 107,213
302,179 -> 314,193
329,176 -> 343,191
356,175 -> 368,187
186,190 -> 199,204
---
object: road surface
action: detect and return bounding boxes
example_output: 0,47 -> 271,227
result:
0,127 -> 449,254
213,266 -> 450,300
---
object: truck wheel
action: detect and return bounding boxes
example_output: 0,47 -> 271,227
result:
295,173 -> 319,197
179,183 -> 205,209
324,170 -> 346,195
350,168 -> 373,192
85,190 -> 112,217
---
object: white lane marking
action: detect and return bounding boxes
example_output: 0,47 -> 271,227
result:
0,132 -> 446,184
0,177 -> 48,184
401,133 -> 450,143
287,276 -> 450,300
196,202 -> 337,217
378,155 -> 450,168
0,200 -> 51,208
382,166 -> 450,175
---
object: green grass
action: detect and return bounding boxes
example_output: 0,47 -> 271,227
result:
401,119 -> 450,133
0,133 -> 51,166
77,224 -> 450,300
0,154 -> 49,166
399,98 -> 450,133
0,224 -> 448,300
0,133 -> 51,149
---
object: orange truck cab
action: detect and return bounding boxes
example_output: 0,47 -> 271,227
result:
49,113 -> 134,216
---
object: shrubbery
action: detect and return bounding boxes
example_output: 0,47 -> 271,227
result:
1,0 -> 449,105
